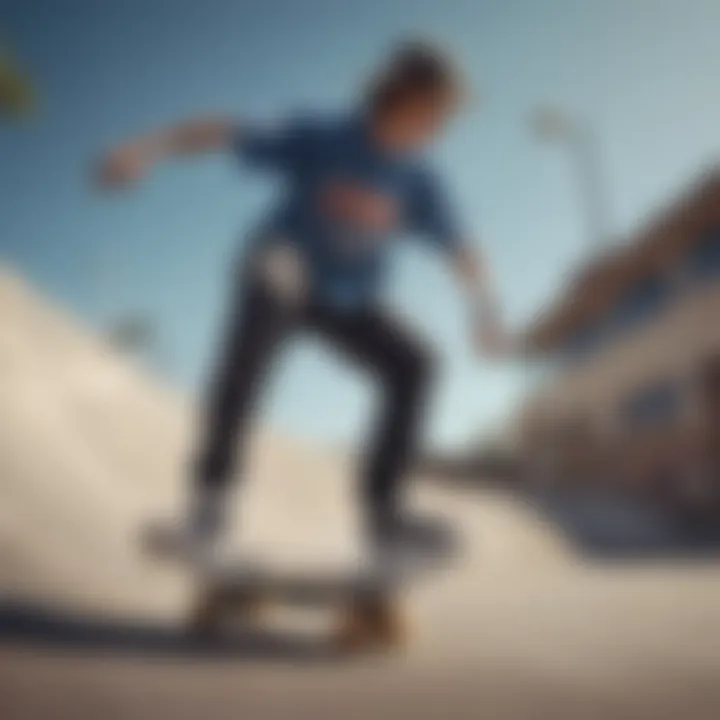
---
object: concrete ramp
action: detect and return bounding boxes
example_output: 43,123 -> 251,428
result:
2,268 -> 720,718
0,268 -> 575,610
0,269 -> 365,615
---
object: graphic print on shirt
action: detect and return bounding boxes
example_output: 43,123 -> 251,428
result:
317,175 -> 403,260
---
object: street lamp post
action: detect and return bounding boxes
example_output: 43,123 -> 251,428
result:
531,107 -> 609,250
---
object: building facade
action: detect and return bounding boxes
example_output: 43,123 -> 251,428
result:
520,171 -> 720,520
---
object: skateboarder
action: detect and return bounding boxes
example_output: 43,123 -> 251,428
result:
97,40 -> 509,567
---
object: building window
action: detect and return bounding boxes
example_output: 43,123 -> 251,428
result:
687,227 -> 720,281
610,274 -> 673,332
561,323 -> 605,362
620,381 -> 681,430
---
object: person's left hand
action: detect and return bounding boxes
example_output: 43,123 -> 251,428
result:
94,143 -> 150,190
473,321 -> 515,360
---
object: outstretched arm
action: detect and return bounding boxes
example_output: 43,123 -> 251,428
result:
407,171 -> 511,358
451,243 -> 511,359
95,117 -> 236,189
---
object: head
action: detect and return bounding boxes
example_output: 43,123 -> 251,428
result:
364,40 -> 466,153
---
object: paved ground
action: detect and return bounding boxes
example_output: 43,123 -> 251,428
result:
2,483 -> 720,720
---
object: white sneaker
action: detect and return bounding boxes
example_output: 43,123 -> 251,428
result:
144,486 -> 228,571
367,512 -> 458,581
143,516 -> 224,568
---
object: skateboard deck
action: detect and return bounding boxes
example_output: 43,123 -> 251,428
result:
141,519 -> 456,650
192,565 -> 406,604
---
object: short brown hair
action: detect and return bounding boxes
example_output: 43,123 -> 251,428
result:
365,39 -> 465,117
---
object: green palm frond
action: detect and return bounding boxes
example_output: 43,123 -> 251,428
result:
0,46 -> 37,119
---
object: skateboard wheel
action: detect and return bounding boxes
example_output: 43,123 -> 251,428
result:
335,596 -> 406,652
233,592 -> 266,622
188,592 -> 224,637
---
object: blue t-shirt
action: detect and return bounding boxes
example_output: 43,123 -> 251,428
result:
234,112 -> 462,309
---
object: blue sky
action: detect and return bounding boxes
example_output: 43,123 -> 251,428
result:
2,0 -> 720,449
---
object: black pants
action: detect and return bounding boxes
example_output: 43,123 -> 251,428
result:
194,275 -> 435,535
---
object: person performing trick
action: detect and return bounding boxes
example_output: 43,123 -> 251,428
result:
97,40 -> 508,575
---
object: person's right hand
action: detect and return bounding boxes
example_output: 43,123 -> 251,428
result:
94,144 -> 150,190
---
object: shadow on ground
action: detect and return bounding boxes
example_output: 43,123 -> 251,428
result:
0,599 -> 355,664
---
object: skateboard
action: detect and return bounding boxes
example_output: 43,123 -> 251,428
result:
141,520 -> 456,652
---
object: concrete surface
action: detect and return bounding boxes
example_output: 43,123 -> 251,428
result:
1,267 -> 719,719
